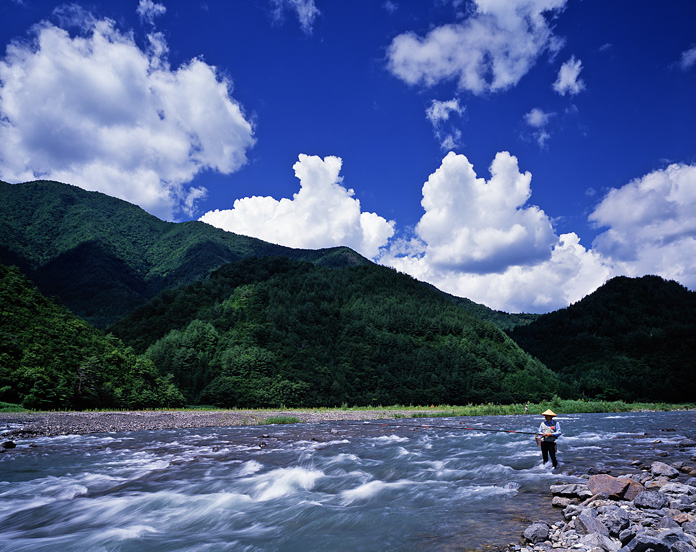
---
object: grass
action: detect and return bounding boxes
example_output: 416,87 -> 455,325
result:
262,416 -> 302,425
2,399 -> 693,417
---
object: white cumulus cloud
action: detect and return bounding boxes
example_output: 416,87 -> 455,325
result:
387,0 -> 567,94
137,0 -> 166,26
426,98 -> 466,150
589,163 -> 696,289
0,11 -> 255,220
379,151 -> 612,312
200,154 -> 395,259
553,56 -> 585,95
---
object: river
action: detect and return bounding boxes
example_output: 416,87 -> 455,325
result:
2,411 -> 695,551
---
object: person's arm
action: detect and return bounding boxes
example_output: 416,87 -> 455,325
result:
551,421 -> 561,438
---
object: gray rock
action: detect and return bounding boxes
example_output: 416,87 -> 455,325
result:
634,491 -> 670,510
651,461 -> 679,479
577,510 -> 610,536
661,483 -> 696,496
564,504 -> 584,520
683,522 -> 696,536
552,496 -> 573,508
657,516 -> 680,529
619,528 -> 637,546
581,532 -> 620,551
601,506 -> 630,537
550,483 -> 592,498
679,439 -> 696,448
524,521 -> 550,544
672,541 -> 696,552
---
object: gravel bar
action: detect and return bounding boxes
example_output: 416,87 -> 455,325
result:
0,409 -> 443,439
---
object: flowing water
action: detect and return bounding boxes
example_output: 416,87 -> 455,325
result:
2,411 -> 695,552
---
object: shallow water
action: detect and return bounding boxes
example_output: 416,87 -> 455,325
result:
2,411 -> 695,551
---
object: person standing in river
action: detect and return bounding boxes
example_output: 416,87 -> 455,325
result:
537,409 -> 561,468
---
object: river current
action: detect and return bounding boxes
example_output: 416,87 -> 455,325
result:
2,411 -> 695,552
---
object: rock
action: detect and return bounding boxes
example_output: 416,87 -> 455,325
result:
634,491 -> 671,510
620,528 -> 696,552
1,441 -> 15,449
679,439 -> 696,448
672,541 -> 696,552
622,479 -> 646,501
577,509 -> 610,536
524,521 -> 550,544
590,465 -> 613,475
619,528 -> 637,546
662,483 -> 696,496
550,483 -> 592,498
552,496 -> 573,508
651,461 -> 680,479
683,521 -> 696,535
564,504 -> 584,520
589,474 -> 631,500
600,506 -> 630,537
581,532 -> 621,551
658,516 -> 680,528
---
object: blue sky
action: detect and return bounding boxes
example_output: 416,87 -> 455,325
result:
1,0 -> 695,313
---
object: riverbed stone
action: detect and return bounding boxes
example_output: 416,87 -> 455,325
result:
600,506 -> 630,536
577,509 -> 610,536
589,474 -> 631,500
581,533 -> 621,551
634,491 -> 670,510
662,483 -> 696,496
651,461 -> 680,479
622,479 -> 646,501
524,522 -> 550,544
550,483 -> 592,498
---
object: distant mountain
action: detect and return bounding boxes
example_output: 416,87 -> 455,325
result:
111,255 -> 559,407
507,275 -> 696,403
0,264 -> 184,410
0,179 -> 531,330
0,180 -> 369,327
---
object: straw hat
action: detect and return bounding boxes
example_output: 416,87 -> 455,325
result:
541,409 -> 557,417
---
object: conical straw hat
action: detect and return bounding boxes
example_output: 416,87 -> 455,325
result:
541,409 -> 557,417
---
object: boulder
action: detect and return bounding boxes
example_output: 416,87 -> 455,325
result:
620,528 -> 696,552
622,479 -> 646,501
634,491 -> 670,510
600,506 -> 630,537
550,483 -> 593,498
661,483 -> 696,496
524,521 -> 550,544
577,509 -> 610,536
1,441 -> 15,449
589,474 -> 631,500
651,461 -> 680,479
581,532 -> 621,551
552,496 -> 573,508
679,439 -> 696,448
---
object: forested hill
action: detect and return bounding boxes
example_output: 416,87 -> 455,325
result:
507,275 -> 696,403
111,256 -> 560,407
0,180 -> 368,327
0,264 -> 184,410
0,179 -> 532,330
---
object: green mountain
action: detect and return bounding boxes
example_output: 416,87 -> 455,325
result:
0,180 -> 368,328
0,179 -> 531,331
0,264 -> 184,410
111,256 -> 559,407
507,275 -> 696,403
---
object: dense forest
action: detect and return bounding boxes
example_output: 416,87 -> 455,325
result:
508,275 -> 696,403
0,264 -> 184,410
0,180 -> 371,327
1,179 -> 695,410
111,257 -> 558,407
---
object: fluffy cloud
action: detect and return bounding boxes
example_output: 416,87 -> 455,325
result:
679,45 -> 696,71
589,163 -> 696,289
0,12 -> 255,220
270,0 -> 320,34
387,0 -> 566,94
426,98 -> 465,150
524,107 -> 554,147
200,154 -> 395,258
553,56 -> 585,95
379,151 -> 611,312
137,0 -> 166,26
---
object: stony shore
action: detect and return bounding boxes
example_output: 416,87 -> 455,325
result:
508,457 -> 696,552
0,408 -> 438,440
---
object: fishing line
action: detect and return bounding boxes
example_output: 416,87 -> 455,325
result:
338,421 -> 538,435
